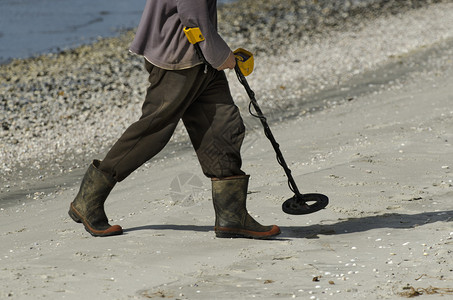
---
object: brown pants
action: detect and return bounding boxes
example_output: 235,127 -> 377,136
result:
99,60 -> 246,182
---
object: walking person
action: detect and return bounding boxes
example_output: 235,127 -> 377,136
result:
68,0 -> 281,239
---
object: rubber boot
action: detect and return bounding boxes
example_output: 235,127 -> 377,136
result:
212,175 -> 281,239
68,160 -> 123,237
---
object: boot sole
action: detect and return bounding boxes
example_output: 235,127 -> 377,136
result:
68,208 -> 83,223
68,203 -> 123,237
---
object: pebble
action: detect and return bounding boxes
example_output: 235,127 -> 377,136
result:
1,0 -> 453,188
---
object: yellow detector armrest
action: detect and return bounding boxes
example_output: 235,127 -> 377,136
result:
183,27 -> 205,44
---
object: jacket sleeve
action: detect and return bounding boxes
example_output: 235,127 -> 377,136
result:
176,0 -> 231,69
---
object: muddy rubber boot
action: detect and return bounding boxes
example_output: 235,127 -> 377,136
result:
68,160 -> 123,237
212,175 -> 281,239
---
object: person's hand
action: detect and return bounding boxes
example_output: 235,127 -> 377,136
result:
216,51 -> 236,70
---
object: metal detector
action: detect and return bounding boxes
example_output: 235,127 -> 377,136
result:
184,27 -> 328,215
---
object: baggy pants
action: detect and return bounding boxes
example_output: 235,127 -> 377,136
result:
99,60 -> 246,182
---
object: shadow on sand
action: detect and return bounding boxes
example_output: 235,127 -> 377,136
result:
123,210 -> 453,239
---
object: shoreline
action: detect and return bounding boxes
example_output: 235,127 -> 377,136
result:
2,1 -> 453,205
0,0 -> 238,66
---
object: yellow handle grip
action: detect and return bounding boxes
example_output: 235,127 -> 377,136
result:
234,48 -> 254,76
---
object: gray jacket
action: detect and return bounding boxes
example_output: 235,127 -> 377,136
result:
129,0 -> 231,70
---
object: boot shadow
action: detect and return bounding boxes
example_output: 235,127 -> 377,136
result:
123,224 -> 288,240
124,224 -> 213,233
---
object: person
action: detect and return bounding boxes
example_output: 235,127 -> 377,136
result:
68,0 -> 281,239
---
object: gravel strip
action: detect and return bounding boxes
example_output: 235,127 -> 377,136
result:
1,0 -> 453,196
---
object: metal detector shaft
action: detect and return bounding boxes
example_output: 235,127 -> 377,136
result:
234,65 -> 302,198
234,64 -> 329,215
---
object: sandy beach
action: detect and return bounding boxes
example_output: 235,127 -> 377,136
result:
1,1 -> 453,299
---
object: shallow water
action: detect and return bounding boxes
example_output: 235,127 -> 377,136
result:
0,0 -> 236,64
